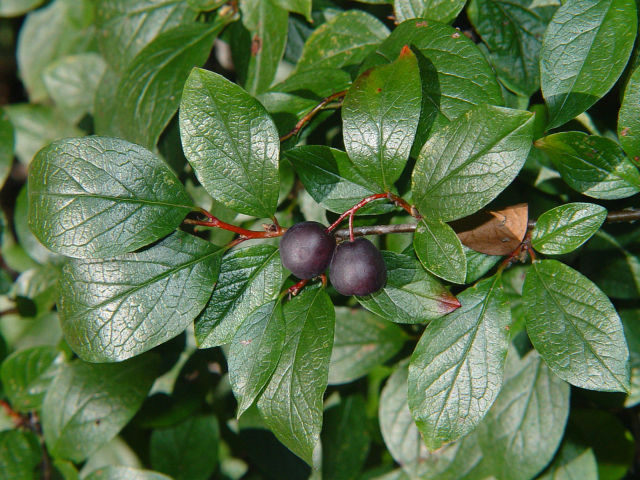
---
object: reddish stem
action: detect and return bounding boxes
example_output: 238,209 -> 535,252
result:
280,90 -> 348,142
287,278 -> 309,297
184,208 -> 285,239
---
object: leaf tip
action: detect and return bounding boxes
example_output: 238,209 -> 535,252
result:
440,291 -> 462,313
399,45 -> 412,58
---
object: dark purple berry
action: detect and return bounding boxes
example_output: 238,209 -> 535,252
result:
329,238 -> 387,296
279,221 -> 336,279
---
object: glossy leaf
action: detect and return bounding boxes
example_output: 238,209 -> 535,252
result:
0,110 -> 12,190
15,186 -> 61,266
408,274 -> 511,450
618,66 -> 640,161
43,53 -> 107,123
95,0 -> 197,72
4,103 -> 81,165
1,345 -> 60,412
342,47 -> 420,190
394,0 -> 466,23
532,202 -> 607,254
113,20 -> 227,149
329,307 -> 406,385
286,146 -> 393,215
413,218 -> 467,284
59,231 -> 221,362
538,441 -> 598,480
468,0 -> 557,96
85,466 -> 172,480
17,0 -> 95,102
150,415 -> 219,480
357,250 -> 461,322
322,395 -> 370,480
536,132 -> 640,199
621,310 -> 640,407
412,104 -> 534,221
295,10 -> 389,73
471,348 -> 570,480
28,137 -> 194,259
540,0 -> 638,128
180,68 -> 280,218
195,245 -> 284,348
229,300 -> 285,417
272,0 -> 311,20
257,286 -> 335,464
0,430 -> 42,479
42,355 -> 160,462
367,19 -> 504,155
523,259 -> 631,392
0,0 -> 44,16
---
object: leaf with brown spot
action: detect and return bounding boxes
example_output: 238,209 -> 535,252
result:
452,203 -> 528,255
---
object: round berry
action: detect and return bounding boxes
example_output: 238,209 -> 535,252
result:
329,238 -> 387,296
279,221 -> 336,279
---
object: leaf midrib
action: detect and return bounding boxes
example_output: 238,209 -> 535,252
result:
30,191 -> 194,211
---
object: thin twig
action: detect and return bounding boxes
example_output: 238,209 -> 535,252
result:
184,208 -> 285,239
279,90 -> 348,142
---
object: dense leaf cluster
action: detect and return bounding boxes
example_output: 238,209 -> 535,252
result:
0,0 -> 639,479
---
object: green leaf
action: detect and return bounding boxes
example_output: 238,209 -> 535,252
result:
28,137 -> 194,259
0,0 -> 44,17
467,0 -> 557,96
540,0 -> 638,128
295,10 -> 389,73
229,300 -> 285,417
408,274 -> 511,450
464,246 -> 502,284
188,0 -> 226,11
271,0 -> 311,21
412,104 -> 534,221
234,0 -> 288,95
150,415 -> 219,480
59,231 -> 221,362
15,186 -> 61,266
257,285 -> 335,464
43,53 -> 107,123
535,132 -> 640,199
413,218 -> 467,284
621,310 -> 640,406
357,250 -> 461,322
95,0 -> 197,72
394,0 -> 466,24
471,348 -> 570,480
523,259 -> 631,392
538,441 -> 598,480
195,245 -> 284,348
329,307 -> 406,385
42,355 -> 160,462
366,19 -> 504,155
0,430 -> 42,479
4,103 -> 82,165
321,395 -> 370,480
1,345 -> 60,412
180,68 -> 280,218
16,0 -> 95,102
85,466 -> 172,480
619,67 -> 640,161
286,146 -> 393,215
342,47 -> 421,190
531,202 -> 607,254
0,110 -> 13,190
113,20 -> 228,149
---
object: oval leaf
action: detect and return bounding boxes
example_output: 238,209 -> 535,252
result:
618,66 -> 640,162
541,0 -> 638,128
28,137 -> 194,259
412,104 -> 534,222
357,250 -> 461,322
229,300 -> 285,417
60,231 -> 221,362
42,355 -> 160,462
394,0 -> 466,24
180,68 -> 280,218
329,307 -> 407,385
342,46 -> 421,190
535,132 -> 640,199
0,430 -> 42,479
532,202 -> 607,255
523,259 -> 631,392
257,285 -> 335,465
408,274 -> 511,450
195,245 -> 284,348
413,218 -> 467,284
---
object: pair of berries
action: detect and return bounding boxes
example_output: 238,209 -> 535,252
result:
279,221 -> 386,296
